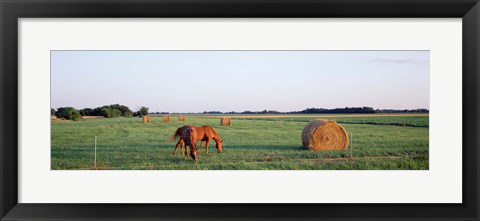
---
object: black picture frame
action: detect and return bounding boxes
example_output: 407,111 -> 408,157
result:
1,0 -> 479,220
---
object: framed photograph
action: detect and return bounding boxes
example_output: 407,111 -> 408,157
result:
1,0 -> 479,220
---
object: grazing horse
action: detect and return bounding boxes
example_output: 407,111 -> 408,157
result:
181,126 -> 197,160
171,125 -> 223,156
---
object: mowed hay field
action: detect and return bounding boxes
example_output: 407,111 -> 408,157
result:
51,114 -> 429,170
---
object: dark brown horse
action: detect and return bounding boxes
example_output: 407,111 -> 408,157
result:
181,125 -> 197,160
171,125 -> 223,156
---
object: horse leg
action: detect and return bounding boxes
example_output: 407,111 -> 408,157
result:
184,145 -> 188,160
173,139 -> 183,155
184,142 -> 188,157
181,140 -> 185,155
195,140 -> 202,154
198,140 -> 205,155
205,139 -> 211,155
192,144 -> 197,162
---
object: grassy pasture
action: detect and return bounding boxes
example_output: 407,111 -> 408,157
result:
51,114 -> 429,170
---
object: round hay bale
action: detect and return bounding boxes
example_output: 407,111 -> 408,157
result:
163,115 -> 171,123
143,115 -> 150,123
301,119 -> 349,151
178,115 -> 185,121
220,117 -> 231,126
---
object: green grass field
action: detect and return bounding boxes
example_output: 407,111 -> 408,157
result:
51,114 -> 429,170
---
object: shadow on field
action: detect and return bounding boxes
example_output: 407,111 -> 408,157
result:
220,144 -> 306,151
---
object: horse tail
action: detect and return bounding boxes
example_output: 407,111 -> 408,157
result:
169,127 -> 183,143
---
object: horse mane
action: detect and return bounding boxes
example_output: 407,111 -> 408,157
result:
203,125 -> 222,142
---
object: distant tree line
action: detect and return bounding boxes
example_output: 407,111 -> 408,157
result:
202,107 -> 429,114
151,111 -> 170,115
292,107 -> 376,114
374,108 -> 429,113
52,104 -> 150,121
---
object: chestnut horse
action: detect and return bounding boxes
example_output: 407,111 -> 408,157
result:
171,125 -> 223,156
181,125 -> 197,161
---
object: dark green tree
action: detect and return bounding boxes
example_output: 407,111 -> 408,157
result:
101,107 -> 122,118
51,108 -> 56,116
55,107 -> 81,121
107,104 -> 133,117
139,107 -> 149,116
91,107 -> 104,116
79,108 -> 93,116
133,111 -> 141,117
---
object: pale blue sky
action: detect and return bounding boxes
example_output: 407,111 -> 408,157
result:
51,51 -> 429,113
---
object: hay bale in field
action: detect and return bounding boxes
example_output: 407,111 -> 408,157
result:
220,117 -> 231,126
143,115 -> 150,123
301,119 -> 349,151
163,115 -> 171,123
178,115 -> 185,121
